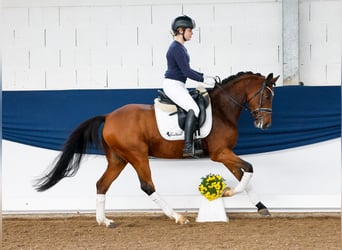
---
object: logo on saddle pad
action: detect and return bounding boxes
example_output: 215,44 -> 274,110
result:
154,86 -> 213,141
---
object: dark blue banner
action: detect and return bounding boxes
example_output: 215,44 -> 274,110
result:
3,86 -> 341,155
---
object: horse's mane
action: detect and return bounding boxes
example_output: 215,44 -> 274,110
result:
221,71 -> 263,85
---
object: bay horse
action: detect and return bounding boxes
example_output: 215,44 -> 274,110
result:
34,71 -> 279,227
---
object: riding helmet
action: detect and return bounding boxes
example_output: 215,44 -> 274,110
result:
171,15 -> 196,35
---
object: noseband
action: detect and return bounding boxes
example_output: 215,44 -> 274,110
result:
249,82 -> 274,115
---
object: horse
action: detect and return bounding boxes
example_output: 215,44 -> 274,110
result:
34,71 -> 280,227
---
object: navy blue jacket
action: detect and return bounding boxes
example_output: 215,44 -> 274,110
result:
164,40 -> 204,83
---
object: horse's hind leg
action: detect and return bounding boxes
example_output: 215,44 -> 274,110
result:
131,156 -> 189,224
96,154 -> 127,228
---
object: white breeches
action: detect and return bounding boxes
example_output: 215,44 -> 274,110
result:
163,78 -> 200,117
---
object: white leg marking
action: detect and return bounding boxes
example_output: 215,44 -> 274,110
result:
96,194 -> 114,227
245,181 -> 259,205
232,172 -> 253,195
150,192 -> 184,223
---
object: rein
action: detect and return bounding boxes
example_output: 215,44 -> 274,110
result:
214,76 -> 274,115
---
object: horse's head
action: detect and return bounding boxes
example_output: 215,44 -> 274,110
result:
246,73 -> 279,129
212,72 -> 280,129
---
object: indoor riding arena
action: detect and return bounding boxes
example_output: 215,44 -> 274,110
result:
2,0 -> 341,249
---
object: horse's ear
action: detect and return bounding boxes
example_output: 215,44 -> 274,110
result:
266,73 -> 273,81
273,75 -> 280,83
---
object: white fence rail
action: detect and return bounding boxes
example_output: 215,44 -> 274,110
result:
3,139 -> 340,213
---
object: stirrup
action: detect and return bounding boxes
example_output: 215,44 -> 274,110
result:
194,138 -> 203,156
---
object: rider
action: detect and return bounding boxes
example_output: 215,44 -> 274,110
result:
163,15 -> 216,157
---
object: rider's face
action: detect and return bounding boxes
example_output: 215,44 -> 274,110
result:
183,28 -> 193,41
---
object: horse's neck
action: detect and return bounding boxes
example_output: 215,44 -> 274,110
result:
209,86 -> 245,124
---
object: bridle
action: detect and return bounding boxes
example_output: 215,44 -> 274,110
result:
214,76 -> 275,115
248,81 -> 274,116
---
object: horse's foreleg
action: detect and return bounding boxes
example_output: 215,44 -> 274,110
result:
245,182 -> 271,217
212,149 -> 271,216
214,151 -> 254,197
222,172 -> 271,216
223,171 -> 253,196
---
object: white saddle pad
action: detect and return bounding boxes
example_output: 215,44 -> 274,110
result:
154,99 -> 213,141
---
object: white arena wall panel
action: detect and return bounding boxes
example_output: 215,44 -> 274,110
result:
2,139 -> 340,213
299,0 -> 342,85
2,1 -> 341,90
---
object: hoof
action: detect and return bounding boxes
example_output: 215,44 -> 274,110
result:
176,216 -> 190,225
222,187 -> 234,197
97,218 -> 115,227
107,222 -> 117,228
258,208 -> 271,217
104,219 -> 115,227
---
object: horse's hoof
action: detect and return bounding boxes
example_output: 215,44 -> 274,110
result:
222,187 -> 234,197
98,218 -> 115,228
258,208 -> 271,217
107,222 -> 117,228
176,216 -> 190,225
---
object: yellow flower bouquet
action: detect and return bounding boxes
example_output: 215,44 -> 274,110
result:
198,173 -> 226,201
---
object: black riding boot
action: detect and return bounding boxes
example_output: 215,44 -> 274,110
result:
183,109 -> 197,157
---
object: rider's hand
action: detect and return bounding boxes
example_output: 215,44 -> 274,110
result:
203,75 -> 217,86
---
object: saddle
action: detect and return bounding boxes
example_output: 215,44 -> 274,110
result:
156,86 -> 210,132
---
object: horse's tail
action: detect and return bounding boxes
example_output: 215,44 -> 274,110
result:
33,115 -> 106,192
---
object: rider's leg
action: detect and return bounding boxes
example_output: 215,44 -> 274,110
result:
163,79 -> 200,117
183,109 -> 197,157
163,79 -> 200,157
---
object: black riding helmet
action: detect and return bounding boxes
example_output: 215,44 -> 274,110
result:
171,15 -> 196,36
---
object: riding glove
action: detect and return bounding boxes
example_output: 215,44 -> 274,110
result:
203,75 -> 217,86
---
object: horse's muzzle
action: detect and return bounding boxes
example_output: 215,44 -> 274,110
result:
254,119 -> 272,129
253,109 -> 272,129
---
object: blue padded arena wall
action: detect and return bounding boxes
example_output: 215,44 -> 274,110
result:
3,86 -> 341,155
